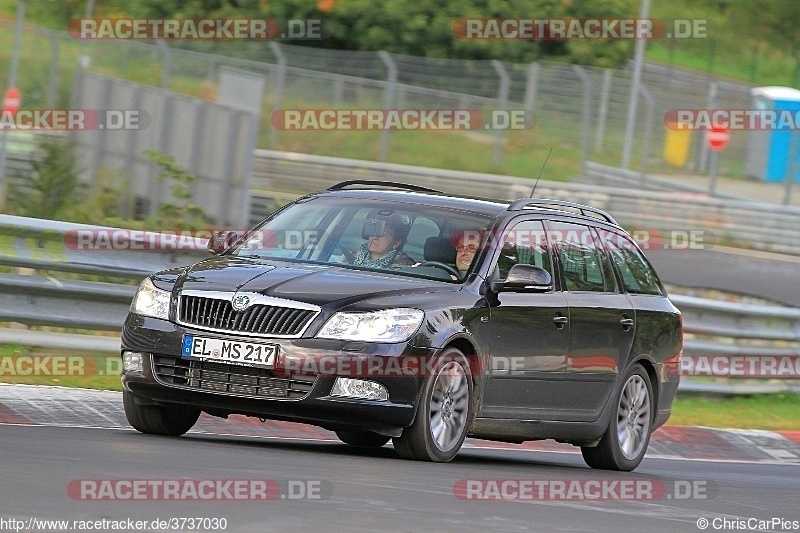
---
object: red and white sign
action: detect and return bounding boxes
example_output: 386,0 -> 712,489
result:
706,124 -> 729,151
2,87 -> 21,115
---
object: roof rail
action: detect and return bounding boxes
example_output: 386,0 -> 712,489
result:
508,198 -> 619,225
328,180 -> 442,194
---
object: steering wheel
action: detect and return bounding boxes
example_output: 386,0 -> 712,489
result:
417,261 -> 461,278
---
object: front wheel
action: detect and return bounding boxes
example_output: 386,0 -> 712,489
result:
581,365 -> 653,471
393,348 -> 473,462
335,429 -> 391,447
123,390 -> 200,437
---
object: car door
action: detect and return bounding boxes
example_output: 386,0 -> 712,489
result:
479,219 -> 570,420
546,221 -> 635,422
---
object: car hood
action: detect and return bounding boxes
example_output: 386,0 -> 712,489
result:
175,256 -> 453,307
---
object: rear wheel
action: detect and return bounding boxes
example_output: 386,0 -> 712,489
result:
393,348 -> 473,462
335,430 -> 391,447
123,390 -> 200,437
581,365 -> 653,471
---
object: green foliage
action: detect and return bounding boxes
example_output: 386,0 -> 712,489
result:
8,136 -> 82,220
144,150 -> 207,230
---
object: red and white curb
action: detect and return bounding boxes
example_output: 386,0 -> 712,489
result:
1,383 -> 798,464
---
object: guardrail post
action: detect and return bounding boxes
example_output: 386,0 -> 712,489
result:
491,60 -> 510,168
379,51 -> 397,162
268,42 -> 287,150
572,65 -> 592,175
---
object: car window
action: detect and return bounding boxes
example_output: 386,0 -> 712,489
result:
493,220 -> 553,280
547,222 -> 607,292
598,230 -> 663,295
231,196 -> 493,280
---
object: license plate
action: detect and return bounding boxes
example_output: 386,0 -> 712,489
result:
181,334 -> 276,368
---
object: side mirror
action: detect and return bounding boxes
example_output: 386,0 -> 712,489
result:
491,264 -> 552,293
208,231 -> 240,254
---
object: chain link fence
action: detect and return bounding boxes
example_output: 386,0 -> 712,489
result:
0,20 -> 772,210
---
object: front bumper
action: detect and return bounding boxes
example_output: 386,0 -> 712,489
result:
121,314 -> 436,433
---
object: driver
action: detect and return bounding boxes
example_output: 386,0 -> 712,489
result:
351,213 -> 415,270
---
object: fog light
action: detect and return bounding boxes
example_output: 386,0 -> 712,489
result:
331,378 -> 388,401
123,351 -> 144,372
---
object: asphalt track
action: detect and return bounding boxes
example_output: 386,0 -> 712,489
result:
646,246 -> 800,306
1,384 -> 798,533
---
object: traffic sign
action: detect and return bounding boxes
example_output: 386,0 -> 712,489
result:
706,125 -> 729,151
2,87 -> 21,115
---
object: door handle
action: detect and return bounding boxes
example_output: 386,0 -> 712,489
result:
553,315 -> 568,327
620,316 -> 634,329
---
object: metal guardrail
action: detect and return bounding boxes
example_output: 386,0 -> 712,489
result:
249,151 -> 800,256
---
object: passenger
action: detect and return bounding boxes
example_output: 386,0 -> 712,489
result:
450,229 -> 483,278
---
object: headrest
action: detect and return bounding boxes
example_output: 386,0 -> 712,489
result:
362,211 -> 412,240
424,237 -> 456,263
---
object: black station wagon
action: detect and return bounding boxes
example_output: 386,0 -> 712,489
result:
121,181 -> 682,471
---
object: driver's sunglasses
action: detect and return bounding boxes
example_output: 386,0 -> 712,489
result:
455,244 -> 479,253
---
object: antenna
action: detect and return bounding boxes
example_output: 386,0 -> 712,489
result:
530,147 -> 553,197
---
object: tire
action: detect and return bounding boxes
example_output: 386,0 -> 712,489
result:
123,390 -> 200,437
335,430 -> 391,447
393,348 -> 473,462
581,365 -> 653,471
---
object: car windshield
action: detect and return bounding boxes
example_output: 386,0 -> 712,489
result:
230,196 -> 494,281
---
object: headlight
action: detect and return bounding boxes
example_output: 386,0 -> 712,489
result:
130,278 -> 171,320
317,308 -> 424,343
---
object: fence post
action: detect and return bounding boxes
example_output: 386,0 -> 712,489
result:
268,42 -> 287,149
572,65 -> 591,176
621,0 -> 650,170
594,68 -> 613,152
47,30 -> 59,108
379,51 -> 397,162
491,60 -> 510,168
696,81 -> 717,173
783,129 -> 799,206
638,83 -> 654,187
524,62 -> 539,113
157,40 -> 171,89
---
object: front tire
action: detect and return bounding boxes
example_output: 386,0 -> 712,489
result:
581,365 -> 653,471
393,348 -> 473,462
123,390 -> 200,437
335,429 -> 391,447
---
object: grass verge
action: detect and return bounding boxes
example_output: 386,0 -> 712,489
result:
668,392 -> 800,431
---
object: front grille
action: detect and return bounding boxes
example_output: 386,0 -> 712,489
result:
152,354 -> 315,399
179,295 -> 315,337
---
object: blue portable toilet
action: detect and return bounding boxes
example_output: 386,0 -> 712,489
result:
745,86 -> 800,182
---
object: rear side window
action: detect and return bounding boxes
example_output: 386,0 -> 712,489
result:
599,230 -> 663,295
547,222 -> 607,292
